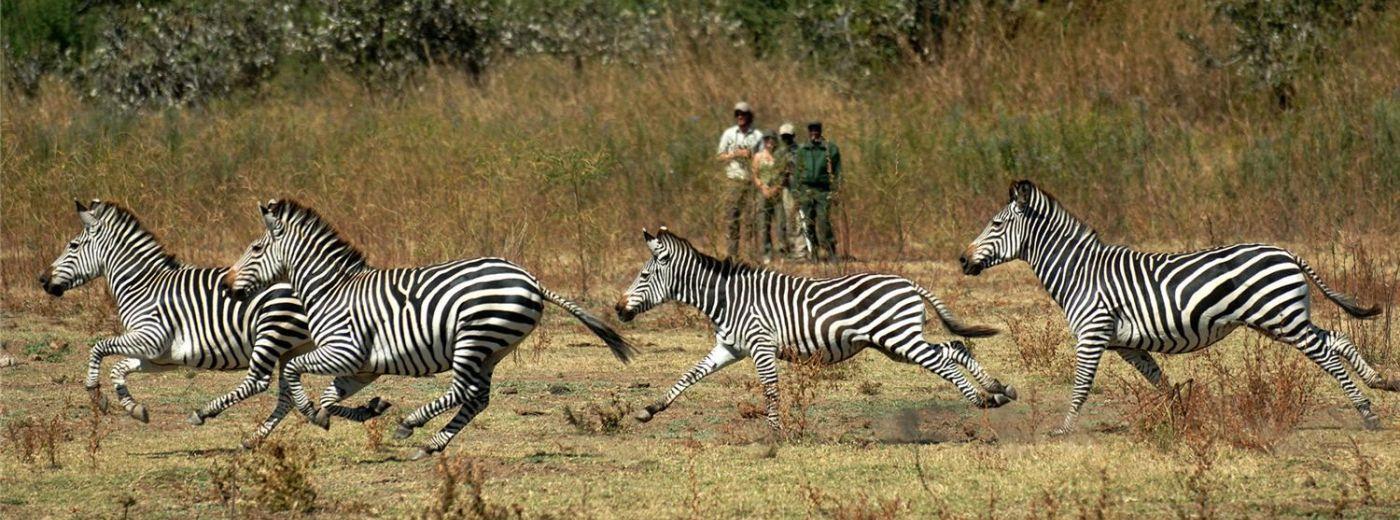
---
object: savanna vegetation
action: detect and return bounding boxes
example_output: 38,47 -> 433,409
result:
2,0 -> 1397,517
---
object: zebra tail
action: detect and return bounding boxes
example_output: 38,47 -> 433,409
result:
1291,254 -> 1382,319
911,284 -> 999,338
540,287 -> 638,363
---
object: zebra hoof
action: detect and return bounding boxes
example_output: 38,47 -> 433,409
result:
1362,416 -> 1383,431
240,438 -> 259,450
311,409 -> 331,430
92,392 -> 110,413
130,405 -> 149,424
394,424 -> 415,440
633,408 -> 654,423
1371,379 -> 1400,392
409,448 -> 433,461
986,393 -> 1012,408
999,384 -> 1018,401
368,397 -> 393,417
187,411 -> 205,426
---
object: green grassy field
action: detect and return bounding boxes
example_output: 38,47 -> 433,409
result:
2,258 -> 1395,518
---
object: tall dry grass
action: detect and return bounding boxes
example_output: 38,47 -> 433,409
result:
3,2 -> 1397,310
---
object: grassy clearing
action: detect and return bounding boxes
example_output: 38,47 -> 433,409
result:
1,259 -> 1395,518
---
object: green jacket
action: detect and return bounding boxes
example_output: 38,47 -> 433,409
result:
795,140 -> 840,190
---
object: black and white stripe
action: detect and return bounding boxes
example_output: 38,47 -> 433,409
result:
36,200 -> 361,445
960,180 -> 1395,434
614,228 -> 1012,430
224,199 -> 634,459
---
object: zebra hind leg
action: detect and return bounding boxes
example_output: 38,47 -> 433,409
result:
944,340 -> 1017,401
395,389 -> 464,440
1329,332 -> 1400,392
110,358 -> 176,423
883,340 -> 999,409
1287,327 -> 1381,430
413,349 -> 493,460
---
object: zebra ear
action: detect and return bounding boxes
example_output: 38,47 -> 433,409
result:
78,207 -> 99,228
642,228 -> 654,241
1011,180 -> 1035,208
74,199 -> 88,212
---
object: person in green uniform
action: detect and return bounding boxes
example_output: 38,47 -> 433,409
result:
793,121 -> 841,261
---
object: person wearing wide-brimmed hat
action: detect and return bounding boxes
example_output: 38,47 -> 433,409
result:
716,101 -> 764,258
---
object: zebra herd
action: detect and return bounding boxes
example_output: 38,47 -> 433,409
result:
37,180 -> 1395,459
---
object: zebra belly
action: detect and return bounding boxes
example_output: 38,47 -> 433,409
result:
165,332 -> 253,370
1112,313 -> 1240,353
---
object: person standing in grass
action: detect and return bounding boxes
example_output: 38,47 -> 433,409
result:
793,121 -> 842,261
717,101 -> 764,258
777,123 -> 808,260
751,133 -> 788,263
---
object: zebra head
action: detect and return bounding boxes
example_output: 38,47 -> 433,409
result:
225,200 -> 288,300
961,180 -> 1038,276
615,227 -> 679,322
40,200 -> 108,297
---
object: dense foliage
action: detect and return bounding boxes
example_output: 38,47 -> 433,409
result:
17,1 -> 1384,108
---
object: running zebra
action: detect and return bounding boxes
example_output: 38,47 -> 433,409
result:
614,228 -> 1013,430
37,200 -> 388,444
960,180 -> 1397,434
223,199 -> 634,459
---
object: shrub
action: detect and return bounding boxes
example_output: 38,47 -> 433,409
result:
1180,0 -> 1386,109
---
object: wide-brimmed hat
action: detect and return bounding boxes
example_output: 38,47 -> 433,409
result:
733,101 -> 753,114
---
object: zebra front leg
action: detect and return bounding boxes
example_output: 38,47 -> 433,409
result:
243,361 -> 299,449
635,343 -> 742,423
751,346 -> 783,432
394,390 -> 462,440
84,329 -> 163,410
1051,341 -> 1107,436
1114,349 -> 1167,389
280,343 -> 362,428
314,374 -> 389,428
191,346 -> 281,425
109,358 -> 176,423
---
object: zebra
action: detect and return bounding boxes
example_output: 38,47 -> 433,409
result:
37,200 -> 391,445
613,227 -> 1014,431
960,180 -> 1397,435
222,199 -> 635,459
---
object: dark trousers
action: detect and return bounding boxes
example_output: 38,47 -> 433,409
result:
724,180 -> 756,258
758,192 -> 788,257
793,187 -> 836,259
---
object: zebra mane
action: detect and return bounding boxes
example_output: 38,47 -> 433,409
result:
658,230 -> 763,276
93,201 -> 182,269
1025,184 -> 1098,240
272,199 -> 369,270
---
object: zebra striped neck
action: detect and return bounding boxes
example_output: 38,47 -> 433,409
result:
275,204 -> 369,308
100,212 -> 182,310
1021,198 -> 1105,308
669,247 -> 770,328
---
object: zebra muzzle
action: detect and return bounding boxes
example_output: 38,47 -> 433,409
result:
38,273 -> 65,297
959,255 -> 984,276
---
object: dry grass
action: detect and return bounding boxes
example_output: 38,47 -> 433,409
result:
3,2 -> 1398,306
2,1 -> 1399,517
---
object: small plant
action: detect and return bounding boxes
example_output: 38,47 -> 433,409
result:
420,455 -> 525,520
237,438 -> 318,514
1001,316 -> 1074,383
778,347 -> 836,440
857,381 -> 882,396
4,412 -> 66,468
562,392 -> 633,435
22,338 -> 70,363
85,396 -> 111,467
364,417 -> 385,452
802,483 -> 906,520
